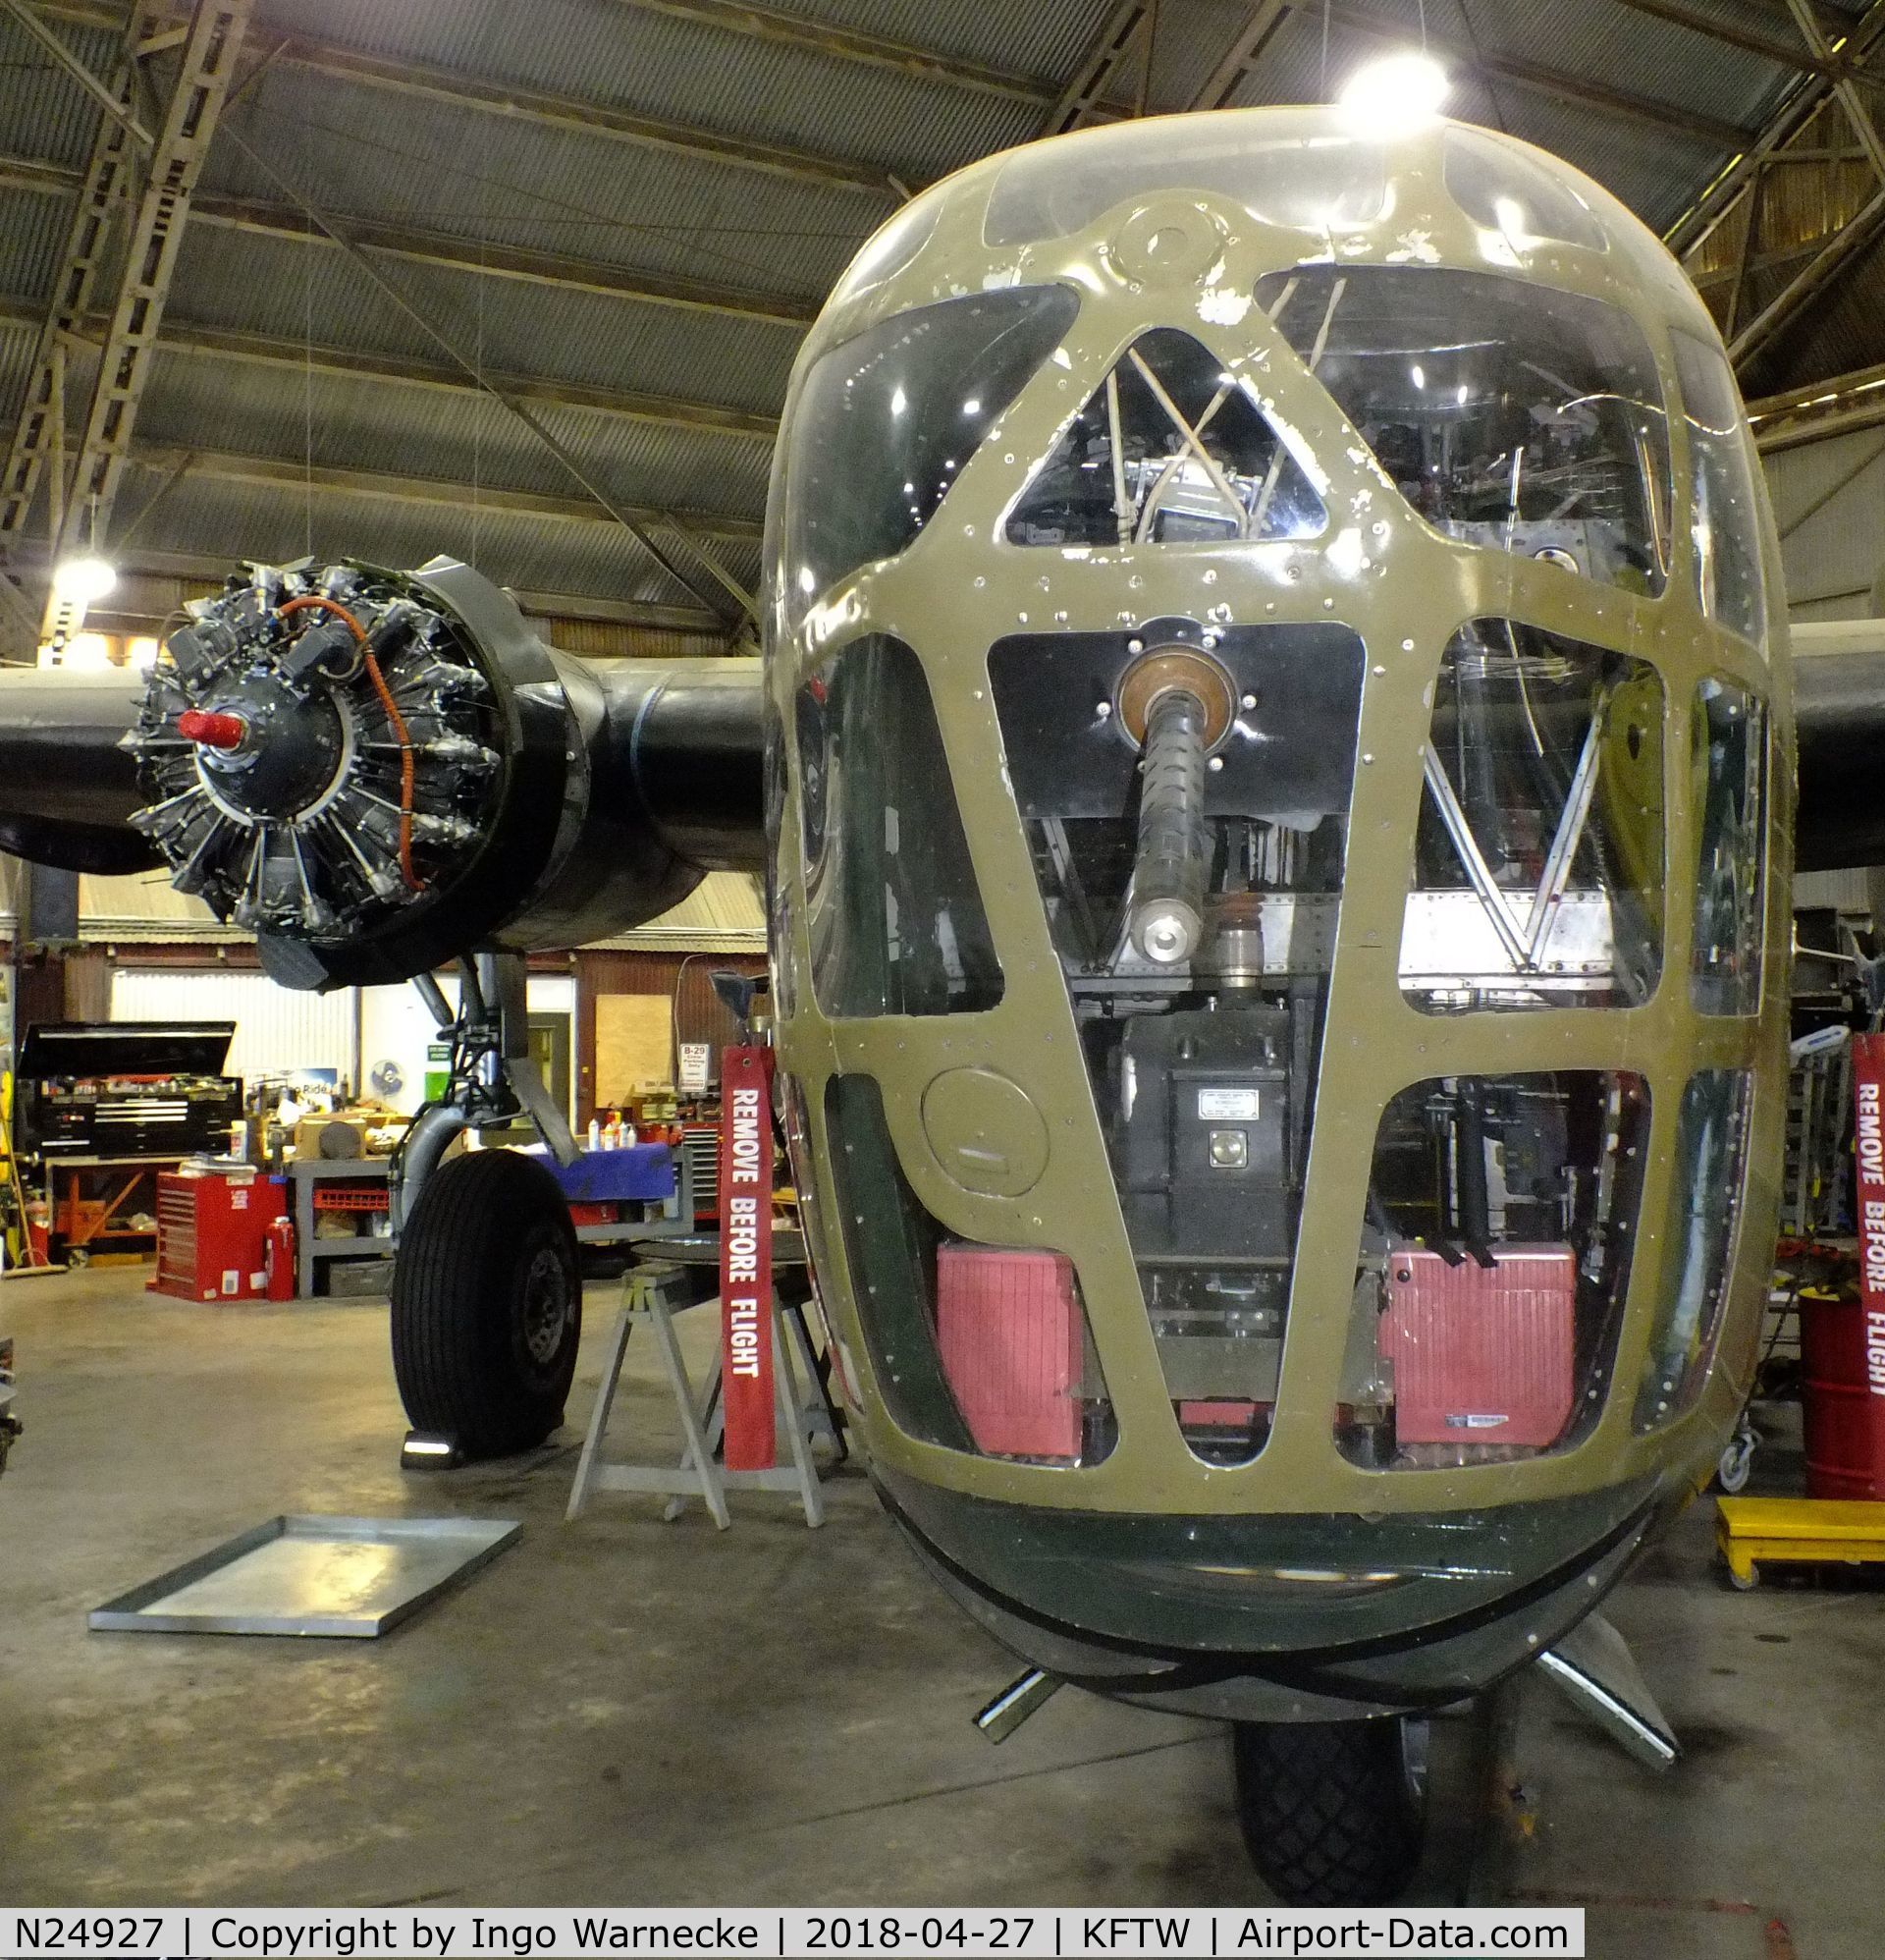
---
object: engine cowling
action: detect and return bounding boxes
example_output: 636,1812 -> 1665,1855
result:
115,555 -> 761,989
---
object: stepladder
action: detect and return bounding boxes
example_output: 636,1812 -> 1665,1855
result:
566,1258 -> 842,1530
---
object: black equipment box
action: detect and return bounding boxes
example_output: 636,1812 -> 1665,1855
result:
15,1022 -> 242,1160
1112,1004 -> 1293,1264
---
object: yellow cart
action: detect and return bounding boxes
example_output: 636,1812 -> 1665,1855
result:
1716,1496 -> 1885,1590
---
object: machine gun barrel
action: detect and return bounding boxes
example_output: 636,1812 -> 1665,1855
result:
1129,684 -> 1212,965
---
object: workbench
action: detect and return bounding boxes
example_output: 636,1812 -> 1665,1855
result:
286,1157 -> 394,1297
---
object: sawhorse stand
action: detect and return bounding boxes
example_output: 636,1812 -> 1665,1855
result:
566,1261 -> 837,1530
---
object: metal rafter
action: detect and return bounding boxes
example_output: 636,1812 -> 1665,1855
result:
0,149 -> 820,326
194,190 -> 821,328
1747,356 -> 1885,449
1188,0 -> 1292,111
165,316 -> 777,440
0,0 -> 151,137
0,5 -> 149,562
1670,0 -> 1885,260
1787,0 -> 1885,181
212,122 -> 749,624
1043,0 -> 1156,136
1608,0 -> 1885,92
41,0 -> 254,661
1675,0 -> 1885,373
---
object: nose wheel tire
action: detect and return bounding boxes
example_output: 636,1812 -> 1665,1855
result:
1231,1715 -> 1428,1906
390,1148 -> 581,1459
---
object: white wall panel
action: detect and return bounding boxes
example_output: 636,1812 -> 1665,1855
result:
110,968 -> 357,1090
357,975 -> 575,1118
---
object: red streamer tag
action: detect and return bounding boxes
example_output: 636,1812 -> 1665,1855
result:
720,1044 -> 776,1470
1855,1035 -> 1885,1359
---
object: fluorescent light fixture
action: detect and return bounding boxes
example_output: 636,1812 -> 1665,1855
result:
50,554 -> 117,605
1337,50 -> 1449,136
60,632 -> 113,669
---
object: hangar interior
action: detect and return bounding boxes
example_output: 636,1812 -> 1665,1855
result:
1,0 -> 1884,1949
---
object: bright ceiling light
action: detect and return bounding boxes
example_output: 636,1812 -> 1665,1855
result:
1337,50 -> 1449,135
50,554 -> 117,605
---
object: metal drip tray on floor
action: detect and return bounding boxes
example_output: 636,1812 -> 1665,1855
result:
89,1514 -> 521,1637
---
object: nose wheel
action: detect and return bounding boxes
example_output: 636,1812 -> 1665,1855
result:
1231,1715 -> 1428,1906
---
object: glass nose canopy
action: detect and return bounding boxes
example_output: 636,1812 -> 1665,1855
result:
778,230 -> 1768,1488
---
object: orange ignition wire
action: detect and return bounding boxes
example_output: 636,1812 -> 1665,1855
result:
277,594 -> 422,891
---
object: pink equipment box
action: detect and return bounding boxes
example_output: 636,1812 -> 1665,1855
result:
1380,1243 -> 1578,1448
936,1242 -> 1083,1460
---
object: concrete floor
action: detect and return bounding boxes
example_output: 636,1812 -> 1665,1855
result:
0,1266 -> 1881,1954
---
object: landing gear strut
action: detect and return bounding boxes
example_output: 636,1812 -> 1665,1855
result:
389,951 -> 582,1459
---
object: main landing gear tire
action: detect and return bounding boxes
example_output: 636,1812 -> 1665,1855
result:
1232,1715 -> 1428,1906
390,1149 -> 581,1460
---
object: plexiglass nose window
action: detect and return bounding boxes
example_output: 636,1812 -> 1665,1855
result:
781,286 -> 1078,625
824,1073 -> 1116,1466
1401,621 -> 1665,1013
1634,1069 -> 1751,1433
988,622 -> 1366,1466
1339,1069 -> 1651,1468
984,118 -> 1387,246
1252,266 -> 1672,594
1006,328 -> 1325,547
796,635 -> 1001,1017
1672,329 -> 1766,649
1442,126 -> 1607,252
1691,680 -> 1766,1016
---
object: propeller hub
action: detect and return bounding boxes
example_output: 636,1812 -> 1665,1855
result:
175,708 -> 247,750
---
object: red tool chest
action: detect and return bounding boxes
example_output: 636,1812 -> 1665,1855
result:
936,1242 -> 1084,1460
152,1169 -> 289,1303
1380,1243 -> 1578,1448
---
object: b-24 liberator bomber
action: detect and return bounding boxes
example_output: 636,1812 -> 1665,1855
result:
3,102 -> 1881,1905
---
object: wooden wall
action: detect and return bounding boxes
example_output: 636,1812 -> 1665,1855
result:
575,949 -> 768,1121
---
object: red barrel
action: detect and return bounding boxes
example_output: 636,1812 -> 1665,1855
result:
1801,1291 -> 1885,1500
263,1214 -> 297,1302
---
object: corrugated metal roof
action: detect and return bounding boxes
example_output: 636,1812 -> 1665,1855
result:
0,0 -> 1851,626
134,352 -> 774,517
165,223 -> 803,416
247,0 -> 1039,191
597,0 -> 1113,86
0,185 -> 75,316
124,463 -> 735,611
1766,422 -> 1885,615
0,10 -> 129,172
206,69 -> 880,302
